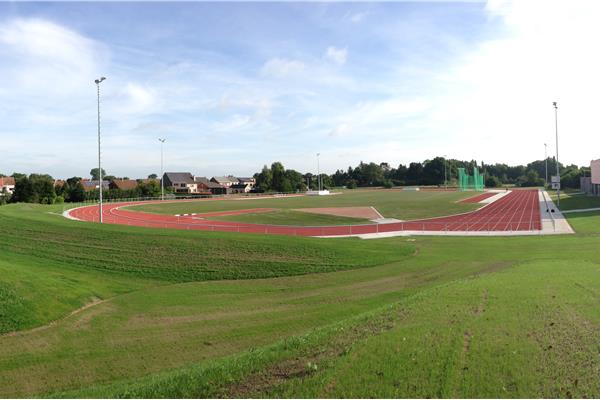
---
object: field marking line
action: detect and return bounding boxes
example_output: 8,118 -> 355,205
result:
370,206 -> 384,219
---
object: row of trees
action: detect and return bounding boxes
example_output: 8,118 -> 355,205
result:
1,171 -> 164,205
254,157 -> 590,192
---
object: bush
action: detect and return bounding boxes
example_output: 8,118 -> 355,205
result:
485,176 -> 501,188
54,196 -> 64,204
382,180 -> 393,189
346,179 -> 357,189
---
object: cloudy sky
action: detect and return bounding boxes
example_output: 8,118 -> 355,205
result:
0,0 -> 599,179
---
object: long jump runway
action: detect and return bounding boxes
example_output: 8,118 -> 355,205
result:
67,190 -> 542,237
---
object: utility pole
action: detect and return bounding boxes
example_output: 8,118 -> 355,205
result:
544,143 -> 548,187
95,77 -> 106,223
316,153 -> 321,191
444,154 -> 448,190
159,138 -> 166,200
553,102 -> 560,207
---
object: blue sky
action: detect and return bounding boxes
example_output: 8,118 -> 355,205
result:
1,1 -> 599,179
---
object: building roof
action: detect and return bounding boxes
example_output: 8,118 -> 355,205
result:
164,172 -> 195,185
212,176 -> 239,185
0,177 -> 15,186
82,180 -> 110,191
195,176 -> 225,188
237,177 -> 255,183
111,179 -> 138,191
231,183 -> 249,189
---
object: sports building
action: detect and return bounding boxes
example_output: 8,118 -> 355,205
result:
581,159 -> 600,196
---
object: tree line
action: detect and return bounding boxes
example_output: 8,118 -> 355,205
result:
1,156 -> 590,205
252,156 -> 590,192
0,169 -> 163,205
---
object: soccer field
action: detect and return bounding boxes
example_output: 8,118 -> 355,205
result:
0,203 -> 599,397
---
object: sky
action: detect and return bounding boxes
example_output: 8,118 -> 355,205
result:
1,0 -> 599,179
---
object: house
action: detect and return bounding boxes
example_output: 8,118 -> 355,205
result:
82,180 -> 110,192
230,183 -> 251,194
211,176 -> 239,188
237,177 -> 256,190
162,172 -> 199,194
109,179 -> 139,191
194,177 -> 227,195
0,177 -> 15,195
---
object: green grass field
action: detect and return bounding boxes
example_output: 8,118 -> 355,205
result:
549,191 -> 600,211
1,191 -> 599,398
127,190 -> 481,224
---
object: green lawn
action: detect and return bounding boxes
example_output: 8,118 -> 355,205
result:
209,209 -> 371,226
0,202 -> 599,398
549,191 -> 600,211
127,190 -> 481,222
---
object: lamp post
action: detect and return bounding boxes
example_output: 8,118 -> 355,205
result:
444,154 -> 448,190
159,138 -> 166,200
544,143 -> 548,188
553,102 -> 560,207
316,153 -> 321,192
95,76 -> 106,223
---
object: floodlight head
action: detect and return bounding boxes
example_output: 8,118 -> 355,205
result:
95,77 -> 106,84
553,101 -> 557,108
159,138 -> 166,143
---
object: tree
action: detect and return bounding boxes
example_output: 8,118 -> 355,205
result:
148,173 -> 158,179
422,157 -> 446,185
271,162 -> 285,192
255,165 -> 273,191
90,168 -> 107,180
406,162 -> 424,185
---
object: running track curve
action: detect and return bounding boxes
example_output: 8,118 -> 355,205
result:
67,189 -> 541,237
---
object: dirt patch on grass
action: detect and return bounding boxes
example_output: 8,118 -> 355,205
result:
222,307 -> 409,398
294,207 -> 383,220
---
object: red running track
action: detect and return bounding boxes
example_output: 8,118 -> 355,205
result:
67,189 -> 541,236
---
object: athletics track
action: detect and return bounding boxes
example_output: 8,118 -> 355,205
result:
66,189 -> 542,237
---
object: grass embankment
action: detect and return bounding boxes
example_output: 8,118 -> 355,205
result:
0,203 -> 409,335
0,202 -> 599,397
128,190 -> 480,223
549,191 -> 600,211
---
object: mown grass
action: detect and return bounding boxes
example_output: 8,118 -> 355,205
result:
0,203 -> 411,335
209,209 -> 371,226
0,198 -> 599,398
549,191 -> 600,210
128,189 -> 480,221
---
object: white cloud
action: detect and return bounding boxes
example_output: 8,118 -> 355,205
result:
0,18 -> 107,95
325,46 -> 347,65
260,57 -> 305,78
429,0 -> 600,166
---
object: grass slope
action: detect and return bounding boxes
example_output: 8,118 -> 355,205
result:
0,203 -> 410,335
128,189 -> 480,221
0,199 -> 599,397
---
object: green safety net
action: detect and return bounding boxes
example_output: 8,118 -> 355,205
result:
458,167 -> 485,191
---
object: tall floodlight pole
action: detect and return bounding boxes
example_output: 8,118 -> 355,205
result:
95,76 -> 106,223
444,155 -> 448,190
544,143 -> 548,187
159,138 -> 166,200
553,102 -> 560,207
316,153 -> 321,191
